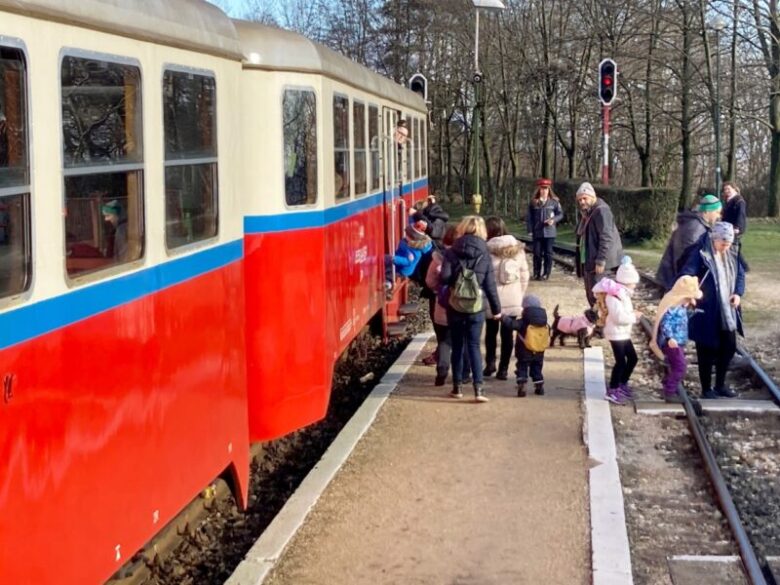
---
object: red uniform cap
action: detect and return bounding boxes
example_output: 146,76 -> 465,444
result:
536,178 -> 552,187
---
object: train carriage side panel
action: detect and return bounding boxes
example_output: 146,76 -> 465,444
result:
0,7 -> 250,585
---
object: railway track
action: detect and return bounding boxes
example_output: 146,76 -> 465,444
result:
520,235 -> 780,583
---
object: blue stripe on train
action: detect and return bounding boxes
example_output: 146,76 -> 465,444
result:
0,240 -> 243,350
243,178 -> 428,234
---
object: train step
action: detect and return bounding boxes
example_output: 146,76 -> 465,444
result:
386,323 -> 406,337
397,303 -> 418,316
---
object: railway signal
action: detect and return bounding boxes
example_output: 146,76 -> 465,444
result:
409,73 -> 428,102
598,59 -> 617,184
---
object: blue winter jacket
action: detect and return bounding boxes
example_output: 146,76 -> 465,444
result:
393,238 -> 432,277
657,305 -> 689,349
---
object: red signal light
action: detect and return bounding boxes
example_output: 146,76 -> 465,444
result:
598,59 -> 617,106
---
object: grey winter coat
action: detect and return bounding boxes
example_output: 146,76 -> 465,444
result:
576,199 -> 622,272
656,210 -> 709,291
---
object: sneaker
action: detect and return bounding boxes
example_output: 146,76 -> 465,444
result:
715,386 -> 738,398
606,387 -> 627,405
702,388 -> 719,400
619,383 -> 635,399
664,392 -> 684,404
449,386 -> 463,399
474,387 -> 489,403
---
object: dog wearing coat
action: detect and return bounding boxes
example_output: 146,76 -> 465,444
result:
550,304 -> 597,349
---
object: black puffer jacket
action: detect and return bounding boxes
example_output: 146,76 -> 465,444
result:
656,210 -> 709,291
415,203 -> 450,243
440,234 -> 501,316
722,196 -> 747,238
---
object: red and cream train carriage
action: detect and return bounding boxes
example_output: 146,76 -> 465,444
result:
0,1 -> 427,584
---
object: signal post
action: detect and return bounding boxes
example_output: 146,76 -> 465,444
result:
598,59 -> 617,185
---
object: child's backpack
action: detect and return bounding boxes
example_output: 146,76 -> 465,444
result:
448,257 -> 484,314
594,292 -> 609,327
497,257 -> 521,285
523,324 -> 550,353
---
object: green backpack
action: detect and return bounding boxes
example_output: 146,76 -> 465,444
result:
448,256 -> 484,314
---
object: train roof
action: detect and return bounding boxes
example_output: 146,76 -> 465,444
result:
233,20 -> 426,112
0,0 -> 242,59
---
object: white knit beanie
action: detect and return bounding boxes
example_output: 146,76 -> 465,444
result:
576,182 -> 596,198
615,256 -> 640,285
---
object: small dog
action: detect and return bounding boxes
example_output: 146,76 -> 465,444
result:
550,304 -> 598,349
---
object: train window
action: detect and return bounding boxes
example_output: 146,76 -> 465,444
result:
283,88 -> 317,206
368,105 -> 380,191
163,70 -> 218,249
333,94 -> 350,201
413,118 -> 420,179
421,119 -> 427,176
353,101 -> 367,197
0,46 -> 31,298
61,55 -> 145,277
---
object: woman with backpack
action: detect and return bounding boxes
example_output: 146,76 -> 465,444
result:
440,216 -> 502,403
484,217 -> 530,380
526,178 -> 563,280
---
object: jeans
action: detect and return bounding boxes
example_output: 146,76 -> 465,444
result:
533,237 -> 555,277
448,309 -> 486,385
609,339 -> 638,389
695,330 -> 737,392
662,345 -> 687,395
516,356 -> 544,383
433,322 -> 470,380
484,317 -> 515,372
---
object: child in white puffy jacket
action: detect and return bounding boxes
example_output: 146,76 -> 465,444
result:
592,256 -> 643,404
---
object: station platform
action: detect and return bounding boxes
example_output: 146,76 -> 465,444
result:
227,278 -> 633,585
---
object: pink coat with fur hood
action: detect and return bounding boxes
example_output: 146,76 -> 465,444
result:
486,235 -> 530,317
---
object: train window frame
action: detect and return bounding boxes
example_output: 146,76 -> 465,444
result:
282,85 -> 318,208
162,65 -> 219,253
405,114 -> 413,183
0,39 -> 33,305
413,118 -> 420,180
368,103 -> 380,193
353,99 -> 367,198
59,49 -> 146,283
420,117 -> 427,176
332,93 -> 351,203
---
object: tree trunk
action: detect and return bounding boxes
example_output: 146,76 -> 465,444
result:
679,5 -> 694,209
725,0 -> 738,181
770,91 -> 780,216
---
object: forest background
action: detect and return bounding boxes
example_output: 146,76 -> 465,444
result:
209,0 -> 780,219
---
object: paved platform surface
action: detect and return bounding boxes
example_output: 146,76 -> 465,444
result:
257,280 -> 595,585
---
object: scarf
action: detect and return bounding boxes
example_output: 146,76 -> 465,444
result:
709,246 -> 737,331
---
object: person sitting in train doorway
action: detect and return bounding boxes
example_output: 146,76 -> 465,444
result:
526,178 -> 563,281
102,200 -> 128,263
384,219 -> 432,298
394,118 -> 408,146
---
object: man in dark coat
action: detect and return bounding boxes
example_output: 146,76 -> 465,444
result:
413,195 -> 449,244
575,182 -> 623,307
656,194 -> 722,291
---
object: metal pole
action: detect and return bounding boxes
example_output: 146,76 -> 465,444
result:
715,27 -> 722,196
473,9 -> 481,206
602,104 -> 610,185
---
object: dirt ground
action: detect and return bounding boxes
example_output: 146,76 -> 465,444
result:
264,273 -> 592,585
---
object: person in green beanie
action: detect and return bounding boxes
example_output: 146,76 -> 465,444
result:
656,193 -> 721,291
101,199 -> 128,262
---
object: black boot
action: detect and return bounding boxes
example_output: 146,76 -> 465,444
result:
496,368 -> 508,381
483,361 -> 496,377
534,381 -> 545,395
516,382 -> 527,397
449,384 -> 463,398
435,372 -> 447,386
474,385 -> 489,403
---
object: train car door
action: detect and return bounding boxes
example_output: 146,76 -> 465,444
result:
382,108 -> 400,262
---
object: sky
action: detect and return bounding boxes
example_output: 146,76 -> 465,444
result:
206,0 -> 248,18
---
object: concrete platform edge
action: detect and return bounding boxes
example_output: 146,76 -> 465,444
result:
224,331 -> 434,585
584,347 -> 634,585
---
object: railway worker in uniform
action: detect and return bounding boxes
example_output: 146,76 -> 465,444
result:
483,216 -> 529,380
721,181 -> 747,257
440,215 -> 501,403
102,199 -> 128,263
681,221 -> 746,399
575,182 -> 623,308
526,178 -> 563,281
656,193 -> 722,291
